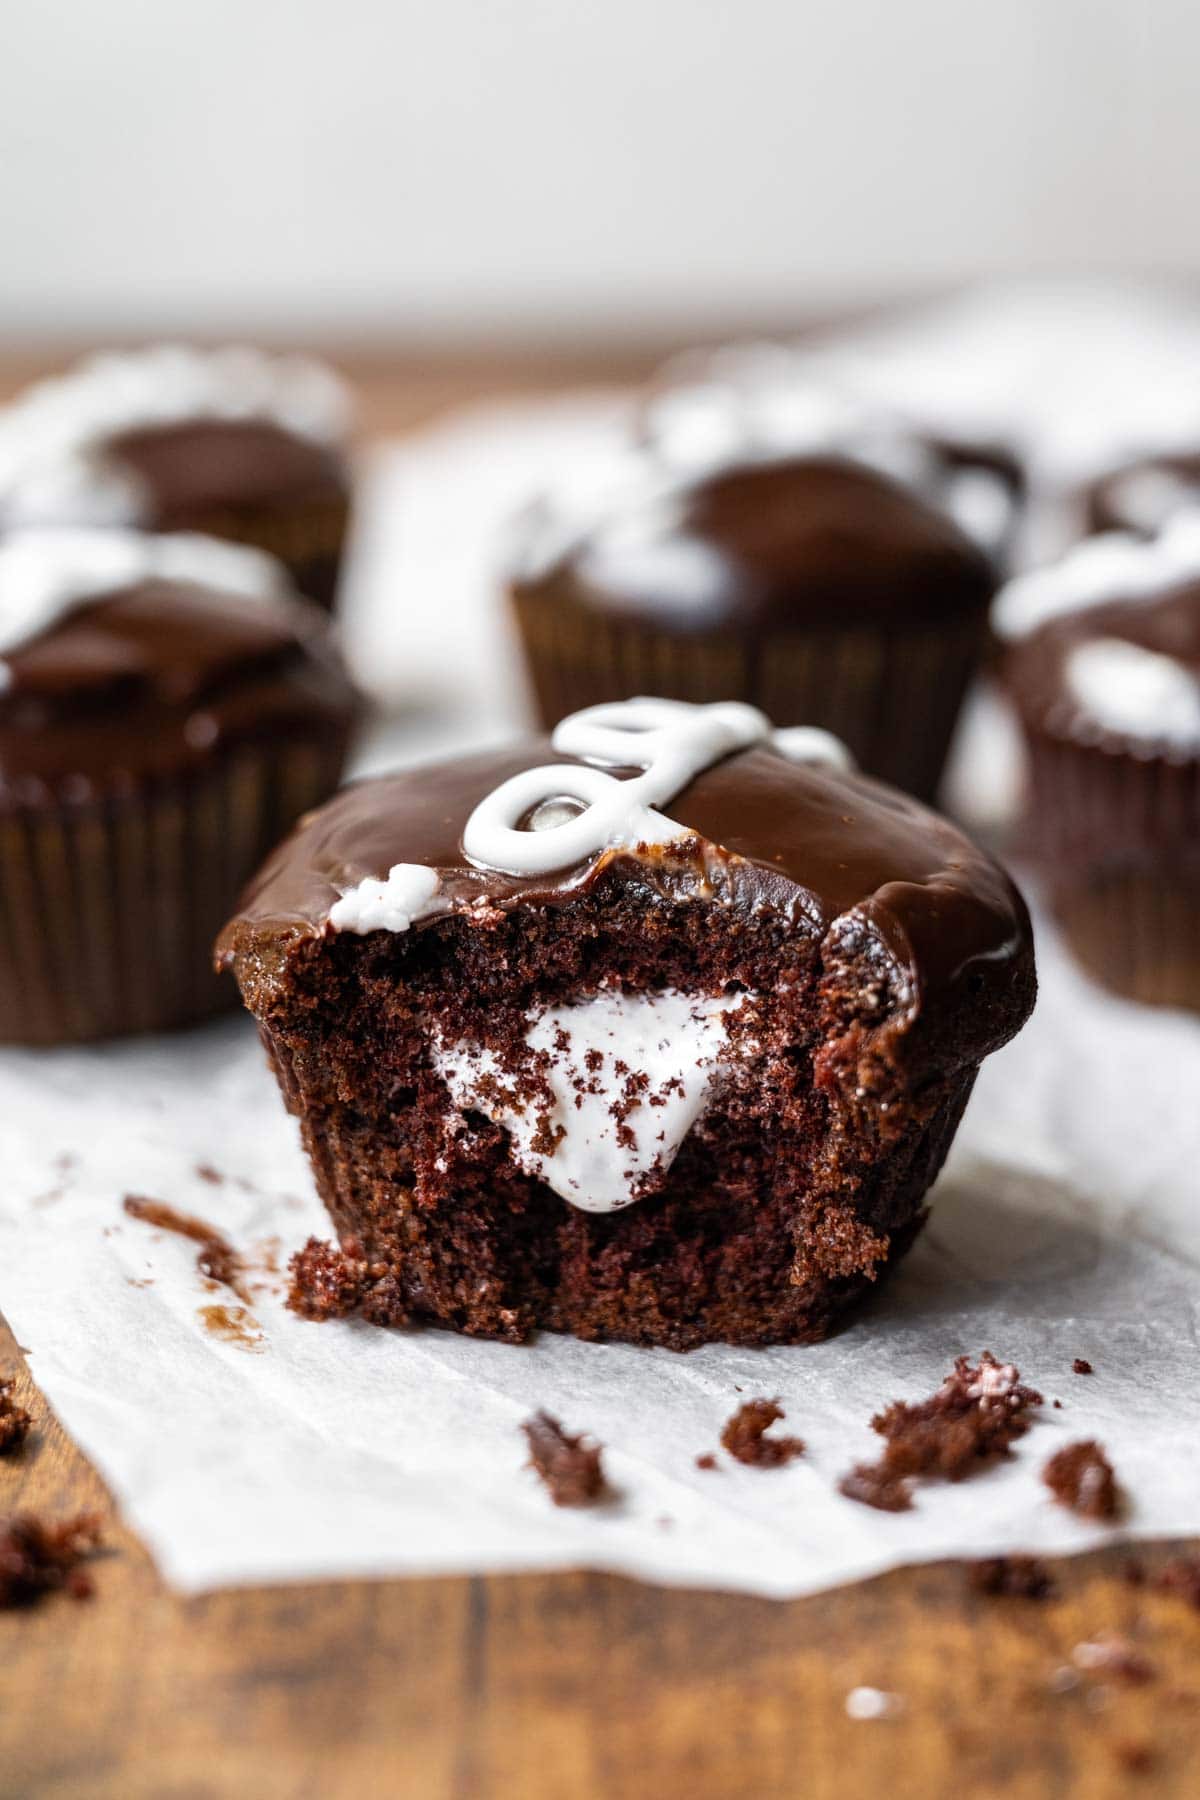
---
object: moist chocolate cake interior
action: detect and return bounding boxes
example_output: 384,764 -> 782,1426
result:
259,855 -> 974,1348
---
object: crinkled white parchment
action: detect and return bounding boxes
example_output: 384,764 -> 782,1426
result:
2,306 -> 1200,1596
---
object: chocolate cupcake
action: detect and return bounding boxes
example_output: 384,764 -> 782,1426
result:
997,517 -> 1200,1009
639,350 -> 1025,563
0,527 -> 358,1044
1084,450 -> 1200,541
217,698 -> 1034,1349
508,433 -> 997,802
0,346 -> 352,610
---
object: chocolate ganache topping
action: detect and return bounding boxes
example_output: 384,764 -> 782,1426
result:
510,455 -> 995,634
0,529 -> 356,800
0,346 -> 350,531
219,700 -> 1033,1070
996,514 -> 1200,757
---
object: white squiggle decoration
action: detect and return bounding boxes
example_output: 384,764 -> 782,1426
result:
0,345 -> 349,530
992,510 -> 1200,641
462,697 -> 850,878
0,526 -> 289,670
328,699 -> 853,931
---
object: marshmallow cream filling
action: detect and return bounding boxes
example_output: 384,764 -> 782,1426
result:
432,986 -> 752,1213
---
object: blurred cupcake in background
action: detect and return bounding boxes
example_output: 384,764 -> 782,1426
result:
1083,444 -> 1200,541
996,516 -> 1200,1010
639,342 -> 1026,569
506,375 -> 1000,802
0,527 -> 359,1044
0,346 -> 354,611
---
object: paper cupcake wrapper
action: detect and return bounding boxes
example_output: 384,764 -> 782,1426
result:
0,735 -> 349,1046
511,591 -> 985,802
1022,728 -> 1200,1009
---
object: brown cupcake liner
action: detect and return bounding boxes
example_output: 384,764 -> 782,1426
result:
1020,727 -> 1200,1009
0,734 -> 349,1046
511,590 -> 985,802
162,493 -> 351,612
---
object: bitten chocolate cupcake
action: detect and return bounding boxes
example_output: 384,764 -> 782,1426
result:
508,428 -> 997,802
0,346 -> 353,610
217,698 -> 1034,1349
0,527 -> 358,1044
997,516 -> 1200,1009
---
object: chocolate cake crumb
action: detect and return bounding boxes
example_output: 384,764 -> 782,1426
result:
287,1236 -> 369,1320
695,1453 -> 718,1472
1112,1742 -> 1156,1776
969,1555 -> 1057,1600
522,1411 -> 610,1506
720,1398 -> 805,1468
1072,1358 -> 1094,1376
0,1513 -> 101,1610
0,1380 -> 32,1456
1153,1557 -> 1200,1610
838,1463 -> 914,1513
195,1164 -> 224,1186
1043,1440 -> 1120,1521
839,1352 -> 1043,1511
1073,1634 -> 1155,1685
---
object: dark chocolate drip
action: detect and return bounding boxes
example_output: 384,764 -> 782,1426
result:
0,577 -> 357,796
514,456 -> 995,632
106,419 -> 347,523
217,738 -> 1033,1066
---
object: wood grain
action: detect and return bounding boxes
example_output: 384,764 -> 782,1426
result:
4,1319 -> 1199,1799
2,351 -> 1199,1798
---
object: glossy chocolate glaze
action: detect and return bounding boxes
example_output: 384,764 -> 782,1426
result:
1007,579 -> 1200,750
0,577 -> 357,798
219,739 -> 1035,1068
513,456 -> 994,633
108,419 -> 348,524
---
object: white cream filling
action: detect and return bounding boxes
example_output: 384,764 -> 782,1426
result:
432,986 -> 752,1213
1065,637 -> 1200,750
0,345 -> 349,530
0,526 -> 289,679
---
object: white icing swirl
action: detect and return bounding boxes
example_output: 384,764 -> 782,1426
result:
993,510 -> 1200,640
0,527 -> 289,674
327,698 -> 853,931
0,345 -> 349,530
1065,638 -> 1200,751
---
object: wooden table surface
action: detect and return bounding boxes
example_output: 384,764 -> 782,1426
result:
2,351 -> 1198,1800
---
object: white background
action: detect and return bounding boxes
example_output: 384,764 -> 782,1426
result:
2,1 -> 1198,340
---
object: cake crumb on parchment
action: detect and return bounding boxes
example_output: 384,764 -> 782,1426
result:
839,1352 -> 1043,1512
719,1398 -> 805,1468
522,1411 -> 612,1506
1043,1440 -> 1121,1521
